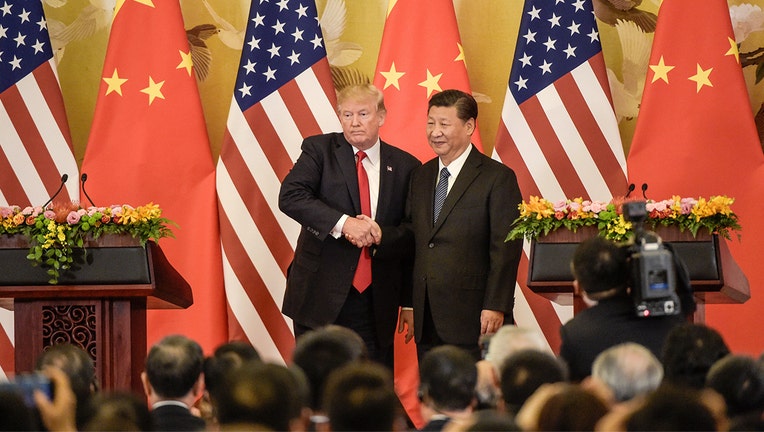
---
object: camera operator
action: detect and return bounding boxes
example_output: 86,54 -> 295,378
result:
559,236 -> 688,381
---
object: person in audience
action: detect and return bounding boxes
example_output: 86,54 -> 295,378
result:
81,391 -> 152,431
590,342 -> 663,403
35,342 -> 97,429
291,325 -> 367,427
624,384 -> 721,431
320,362 -> 405,431
418,345 -> 478,431
141,335 -> 205,431
453,410 -> 520,432
706,354 -> 764,422
33,366 -> 78,432
559,236 -> 685,381
215,361 -> 303,431
0,385 -> 37,431
662,322 -> 730,389
200,340 -> 261,427
535,383 -> 609,431
498,349 -> 568,415
475,325 -> 548,409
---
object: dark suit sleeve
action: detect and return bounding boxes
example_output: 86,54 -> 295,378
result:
483,165 -> 523,314
278,137 -> 345,241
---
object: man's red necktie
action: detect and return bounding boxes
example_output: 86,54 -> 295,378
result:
352,151 -> 372,292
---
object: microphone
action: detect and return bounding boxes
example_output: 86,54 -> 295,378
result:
42,174 -> 69,209
625,183 -> 636,198
641,183 -> 648,199
80,173 -> 96,207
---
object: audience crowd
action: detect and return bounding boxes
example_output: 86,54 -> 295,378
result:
2,238 -> 763,431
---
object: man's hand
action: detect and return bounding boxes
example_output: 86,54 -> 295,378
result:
342,217 -> 375,247
34,367 -> 77,432
398,309 -> 415,343
357,214 -> 382,244
480,309 -> 504,335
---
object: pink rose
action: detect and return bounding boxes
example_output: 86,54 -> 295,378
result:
21,206 -> 34,215
66,211 -> 81,225
553,200 -> 567,212
44,210 -> 56,220
0,207 -> 12,218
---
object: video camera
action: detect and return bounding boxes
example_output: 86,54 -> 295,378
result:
622,201 -> 682,318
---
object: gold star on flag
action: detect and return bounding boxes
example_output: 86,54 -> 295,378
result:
649,56 -> 674,84
726,37 -> 739,63
103,68 -> 128,96
418,69 -> 443,97
380,62 -> 405,90
454,42 -> 465,63
134,0 -> 155,6
688,64 -> 713,93
177,50 -> 194,76
140,76 -> 165,105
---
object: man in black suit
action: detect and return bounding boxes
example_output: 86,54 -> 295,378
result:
559,236 -> 685,381
279,83 -> 421,364
141,335 -> 206,431
404,89 -> 523,360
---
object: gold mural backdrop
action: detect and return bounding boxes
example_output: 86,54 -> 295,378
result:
46,0 -> 764,163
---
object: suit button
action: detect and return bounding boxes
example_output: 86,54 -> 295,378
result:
428,243 -> 435,248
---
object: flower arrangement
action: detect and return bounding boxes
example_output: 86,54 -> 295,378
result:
507,195 -> 741,243
0,202 -> 175,284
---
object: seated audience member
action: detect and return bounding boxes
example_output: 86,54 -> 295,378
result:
590,342 -> 663,403
35,342 -> 97,429
291,325 -> 366,425
141,335 -> 205,431
624,385 -> 721,431
200,340 -> 261,426
33,366 -> 78,432
706,354 -> 764,421
320,362 -> 405,431
662,323 -> 730,389
418,345 -> 478,431
81,391 -> 152,431
499,349 -> 568,415
215,361 -> 303,431
535,383 -> 609,431
475,325 -> 548,409
448,410 -> 520,432
559,236 -> 684,381
0,385 -> 36,431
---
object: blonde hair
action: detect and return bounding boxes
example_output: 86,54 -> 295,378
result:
336,83 -> 386,114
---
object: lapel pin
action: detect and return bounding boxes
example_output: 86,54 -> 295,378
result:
387,166 -> 393,171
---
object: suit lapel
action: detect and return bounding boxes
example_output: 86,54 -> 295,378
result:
432,146 -> 482,234
335,134 -> 361,215
377,142 -> 393,224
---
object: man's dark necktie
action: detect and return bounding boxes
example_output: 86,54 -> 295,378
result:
433,167 -> 450,225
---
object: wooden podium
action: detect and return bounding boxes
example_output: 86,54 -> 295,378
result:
525,226 -> 750,319
0,235 -> 192,394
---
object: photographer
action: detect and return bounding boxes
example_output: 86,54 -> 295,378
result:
559,236 -> 687,381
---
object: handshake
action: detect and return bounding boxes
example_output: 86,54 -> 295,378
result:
342,214 -> 381,248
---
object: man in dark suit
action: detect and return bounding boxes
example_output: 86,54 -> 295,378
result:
559,236 -> 685,381
279,83 -> 421,364
141,335 -> 206,431
405,89 -> 523,360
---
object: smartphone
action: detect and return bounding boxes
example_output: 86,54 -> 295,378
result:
0,373 -> 53,407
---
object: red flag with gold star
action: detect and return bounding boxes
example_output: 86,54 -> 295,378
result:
79,0 -> 227,353
372,0 -> 481,426
373,0 -> 482,163
627,0 -> 764,354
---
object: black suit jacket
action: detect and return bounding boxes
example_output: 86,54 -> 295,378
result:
151,404 -> 206,431
559,294 -> 685,381
406,146 -> 523,346
279,132 -> 420,347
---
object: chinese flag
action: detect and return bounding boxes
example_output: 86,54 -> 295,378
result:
79,0 -> 227,353
372,0 -> 481,426
627,0 -> 764,353
374,0 -> 482,163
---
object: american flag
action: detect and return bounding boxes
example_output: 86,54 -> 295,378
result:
0,0 -> 77,208
0,0 -> 78,378
215,0 -> 339,362
492,0 -> 627,349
